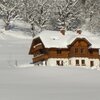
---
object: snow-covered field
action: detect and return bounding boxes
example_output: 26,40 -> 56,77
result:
0,67 -> 100,100
0,38 -> 32,68
0,19 -> 32,68
0,19 -> 100,100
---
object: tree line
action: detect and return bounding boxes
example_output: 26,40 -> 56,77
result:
0,0 -> 100,35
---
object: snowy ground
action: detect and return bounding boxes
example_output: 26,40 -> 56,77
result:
0,67 -> 100,100
0,19 -> 32,68
0,38 -> 32,68
0,19 -> 100,100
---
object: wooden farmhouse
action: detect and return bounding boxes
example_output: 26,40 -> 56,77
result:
29,29 -> 100,67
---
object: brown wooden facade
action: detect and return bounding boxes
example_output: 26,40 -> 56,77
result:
29,37 -> 100,63
68,38 -> 100,59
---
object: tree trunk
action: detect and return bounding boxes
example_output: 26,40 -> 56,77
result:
5,23 -> 10,30
31,23 -> 35,37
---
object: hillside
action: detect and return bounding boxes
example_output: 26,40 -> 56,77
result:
0,19 -> 100,68
0,18 -> 100,66
0,19 -> 32,39
0,19 -> 100,100
0,19 -> 32,68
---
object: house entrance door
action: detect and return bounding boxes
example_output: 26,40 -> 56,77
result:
90,61 -> 94,67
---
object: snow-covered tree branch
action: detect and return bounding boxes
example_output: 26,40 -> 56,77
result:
0,0 -> 21,30
0,0 -> 99,33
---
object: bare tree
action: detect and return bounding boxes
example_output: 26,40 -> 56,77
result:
21,0 -> 52,36
78,0 -> 100,32
50,0 -> 80,30
0,0 -> 21,30
0,0 -> 99,33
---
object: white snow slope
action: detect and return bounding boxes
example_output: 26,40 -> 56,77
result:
0,19 -> 32,68
0,19 -> 100,100
0,67 -> 100,100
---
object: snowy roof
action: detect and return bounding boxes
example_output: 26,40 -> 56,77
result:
34,30 -> 100,48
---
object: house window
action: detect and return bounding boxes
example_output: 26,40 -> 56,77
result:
81,60 -> 85,66
75,48 -> 78,53
69,60 -> 71,65
56,60 -> 60,66
90,61 -> 94,67
81,48 -> 84,53
56,60 -> 63,66
57,49 -> 62,54
76,60 -> 79,66
61,61 -> 63,66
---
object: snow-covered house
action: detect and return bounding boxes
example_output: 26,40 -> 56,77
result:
29,29 -> 100,67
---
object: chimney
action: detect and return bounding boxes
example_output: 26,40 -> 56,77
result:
60,27 -> 65,35
76,29 -> 82,34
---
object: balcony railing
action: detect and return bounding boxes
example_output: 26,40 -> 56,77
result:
68,53 -> 100,59
33,54 -> 48,63
88,54 -> 100,59
32,43 -> 43,52
68,53 -> 88,58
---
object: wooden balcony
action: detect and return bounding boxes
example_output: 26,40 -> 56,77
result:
88,54 -> 100,59
32,43 -> 43,52
33,54 -> 48,63
49,54 -> 68,58
68,53 -> 88,58
68,53 -> 100,59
